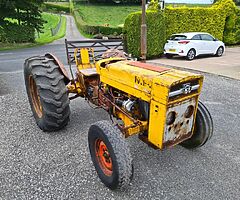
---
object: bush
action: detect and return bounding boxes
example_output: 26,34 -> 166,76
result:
124,0 -> 240,59
43,2 -> 70,13
164,7 -> 226,41
165,0 -> 239,44
223,9 -> 240,44
124,11 -> 166,58
73,10 -> 122,35
213,0 -> 240,45
0,22 -> 35,43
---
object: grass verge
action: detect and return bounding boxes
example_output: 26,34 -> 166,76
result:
44,2 -> 70,13
76,4 -> 140,27
0,43 -> 39,51
75,3 -> 209,28
36,13 -> 66,44
0,13 -> 66,51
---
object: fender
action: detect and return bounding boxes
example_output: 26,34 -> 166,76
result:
45,53 -> 71,84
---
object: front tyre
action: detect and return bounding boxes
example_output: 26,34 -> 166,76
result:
24,56 -> 70,132
88,120 -> 133,190
180,101 -> 213,149
215,46 -> 224,57
186,49 -> 196,60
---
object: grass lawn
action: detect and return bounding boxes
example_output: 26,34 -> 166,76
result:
0,12 -> 66,51
76,3 -> 211,28
45,2 -> 70,7
76,4 -> 141,27
36,12 -> 66,44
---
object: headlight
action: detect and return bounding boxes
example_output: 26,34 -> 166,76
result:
184,105 -> 194,118
166,111 -> 176,125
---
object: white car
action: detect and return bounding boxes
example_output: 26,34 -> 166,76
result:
164,32 -> 225,60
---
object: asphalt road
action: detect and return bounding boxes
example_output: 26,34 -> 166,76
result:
1,18 -> 240,200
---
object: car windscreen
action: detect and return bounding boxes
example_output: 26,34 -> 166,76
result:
169,35 -> 187,41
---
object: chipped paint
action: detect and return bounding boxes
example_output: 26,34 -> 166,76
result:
163,98 -> 196,147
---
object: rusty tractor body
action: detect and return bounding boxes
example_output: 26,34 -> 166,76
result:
24,43 -> 213,190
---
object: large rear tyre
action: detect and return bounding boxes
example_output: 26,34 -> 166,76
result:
180,101 -> 213,149
24,56 -> 70,132
88,120 -> 133,190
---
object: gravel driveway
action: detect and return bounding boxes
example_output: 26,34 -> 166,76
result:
0,67 -> 240,199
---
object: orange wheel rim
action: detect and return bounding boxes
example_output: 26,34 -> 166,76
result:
95,139 -> 113,176
29,75 -> 43,118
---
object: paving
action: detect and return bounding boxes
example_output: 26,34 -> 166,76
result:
0,17 -> 240,200
149,47 -> 240,80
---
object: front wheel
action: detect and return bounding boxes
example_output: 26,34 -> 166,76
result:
215,46 -> 224,57
186,49 -> 196,60
180,101 -> 213,149
88,120 -> 133,190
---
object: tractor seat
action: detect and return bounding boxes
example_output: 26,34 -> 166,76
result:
79,68 -> 98,76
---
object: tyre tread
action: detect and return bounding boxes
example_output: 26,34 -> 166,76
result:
24,55 -> 70,132
89,120 -> 133,190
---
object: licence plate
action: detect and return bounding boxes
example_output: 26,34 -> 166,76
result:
169,49 -> 176,52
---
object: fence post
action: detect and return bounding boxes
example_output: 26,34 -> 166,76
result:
51,28 -> 54,36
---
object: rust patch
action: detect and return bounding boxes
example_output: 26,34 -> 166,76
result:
127,61 -> 170,73
163,98 -> 196,148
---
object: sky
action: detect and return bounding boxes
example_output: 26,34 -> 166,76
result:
165,0 -> 213,4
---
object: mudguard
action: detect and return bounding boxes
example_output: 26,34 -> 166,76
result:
45,53 -> 71,84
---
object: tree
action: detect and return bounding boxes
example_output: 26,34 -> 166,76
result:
0,0 -> 44,31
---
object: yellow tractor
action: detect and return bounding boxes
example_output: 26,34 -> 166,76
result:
24,47 -> 213,190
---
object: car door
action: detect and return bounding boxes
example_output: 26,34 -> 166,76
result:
200,34 -> 219,54
191,34 -> 203,55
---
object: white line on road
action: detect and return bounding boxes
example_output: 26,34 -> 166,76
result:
0,52 -> 14,56
0,59 -> 24,63
0,70 -> 23,74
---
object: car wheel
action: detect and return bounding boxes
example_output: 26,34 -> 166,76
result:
186,49 -> 196,61
215,46 -> 224,57
165,54 -> 173,59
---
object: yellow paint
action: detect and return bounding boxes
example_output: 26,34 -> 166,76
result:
96,58 -> 203,149
69,55 -> 204,150
117,112 -> 133,127
67,81 -> 82,94
148,101 -> 167,149
74,48 -> 95,70
125,121 -> 148,136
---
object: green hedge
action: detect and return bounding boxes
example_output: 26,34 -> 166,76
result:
73,10 -> 122,35
164,7 -> 226,41
164,0 -> 239,45
124,0 -> 240,58
43,2 -> 70,13
124,11 -> 166,58
0,23 -> 35,43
